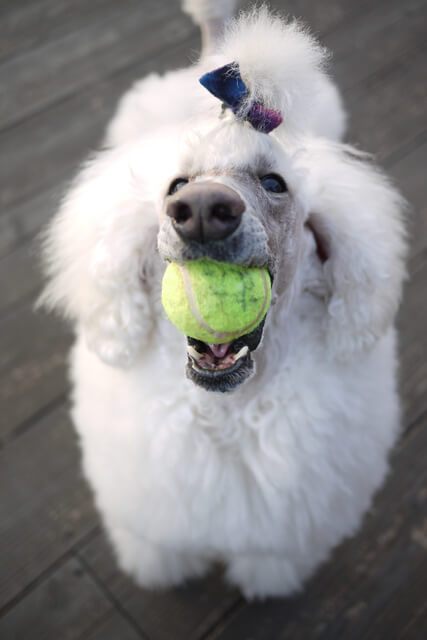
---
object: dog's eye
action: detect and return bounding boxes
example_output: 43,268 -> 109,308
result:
167,178 -> 189,195
260,174 -> 287,193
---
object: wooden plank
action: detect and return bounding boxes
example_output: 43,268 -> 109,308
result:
0,2 -> 419,219
0,0 -> 149,64
326,0 -> 426,90
0,302 -> 67,375
0,1 -> 191,129
85,610 -> 143,640
0,0 -> 399,218
78,533 -> 240,640
0,300 -> 71,446
0,39 -> 200,315
0,0 -> 391,132
0,183 -> 64,259
0,37 -> 199,214
388,139 -> 427,273
388,143 -> 427,430
345,45 -> 427,161
270,0 -> 375,36
0,556 -> 140,640
0,406 -> 97,609
398,260 -> 427,428
209,411 -> 427,640
0,244 -> 42,312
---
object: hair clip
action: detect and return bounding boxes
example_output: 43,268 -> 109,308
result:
199,62 -> 283,134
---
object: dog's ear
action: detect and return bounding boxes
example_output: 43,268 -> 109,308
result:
39,148 -> 159,368
300,141 -> 407,359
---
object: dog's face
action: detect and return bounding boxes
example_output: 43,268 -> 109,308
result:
40,113 -> 405,385
157,123 -> 305,392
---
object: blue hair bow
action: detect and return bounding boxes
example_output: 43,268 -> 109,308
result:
199,63 -> 283,134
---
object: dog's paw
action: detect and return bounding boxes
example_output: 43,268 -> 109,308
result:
82,233 -> 157,367
84,295 -> 151,368
109,528 -> 209,588
83,279 -> 153,368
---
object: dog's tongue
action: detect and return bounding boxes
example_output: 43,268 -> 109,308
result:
208,342 -> 232,358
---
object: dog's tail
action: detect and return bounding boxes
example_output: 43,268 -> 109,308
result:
182,0 -> 239,54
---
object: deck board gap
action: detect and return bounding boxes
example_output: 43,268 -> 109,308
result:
77,552 -> 151,640
1,392 -> 68,450
0,29 -> 199,137
0,524 -> 99,619
199,596 -> 246,640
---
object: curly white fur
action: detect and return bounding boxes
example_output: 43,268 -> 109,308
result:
212,6 -> 334,134
40,1 -> 407,598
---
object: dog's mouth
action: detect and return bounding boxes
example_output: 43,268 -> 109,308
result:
185,318 -> 266,392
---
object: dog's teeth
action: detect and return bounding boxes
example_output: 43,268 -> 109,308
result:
234,346 -> 249,360
187,345 -> 203,360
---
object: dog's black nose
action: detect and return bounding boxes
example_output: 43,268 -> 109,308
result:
166,183 -> 244,243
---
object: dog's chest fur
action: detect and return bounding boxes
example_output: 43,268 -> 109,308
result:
71,314 -> 399,558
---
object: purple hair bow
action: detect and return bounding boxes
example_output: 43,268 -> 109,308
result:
199,63 -> 283,134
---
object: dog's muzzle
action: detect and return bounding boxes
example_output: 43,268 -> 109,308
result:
159,182 -> 272,392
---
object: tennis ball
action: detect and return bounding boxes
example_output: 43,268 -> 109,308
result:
161,259 -> 271,344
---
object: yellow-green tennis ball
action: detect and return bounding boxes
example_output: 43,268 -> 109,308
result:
161,260 -> 271,344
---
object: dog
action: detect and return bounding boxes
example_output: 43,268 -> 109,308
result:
40,0 -> 407,598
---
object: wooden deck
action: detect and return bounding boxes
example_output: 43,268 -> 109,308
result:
1,0 -> 426,637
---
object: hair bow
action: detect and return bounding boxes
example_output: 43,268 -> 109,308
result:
199,63 -> 283,134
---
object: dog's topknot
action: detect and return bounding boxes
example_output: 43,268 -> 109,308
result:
205,6 -> 330,134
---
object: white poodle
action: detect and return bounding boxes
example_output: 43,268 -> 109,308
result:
40,0 -> 407,598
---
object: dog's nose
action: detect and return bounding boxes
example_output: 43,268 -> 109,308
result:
166,183 -> 244,243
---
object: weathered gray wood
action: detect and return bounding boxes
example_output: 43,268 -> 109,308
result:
79,534 -> 240,640
0,183 -> 64,259
0,244 -> 42,312
85,610 -> 144,640
392,142 -> 427,427
0,406 -> 97,610
326,0 -> 426,90
0,556 -> 133,640
209,411 -> 427,640
0,1 -> 192,129
0,0 -> 374,75
0,38 -> 201,321
346,45 -> 427,161
388,139 -> 427,274
0,0 -> 383,133
270,0 -> 376,36
0,0 -> 151,64
0,37 -> 199,213
0,300 -> 71,446
398,261 -> 427,427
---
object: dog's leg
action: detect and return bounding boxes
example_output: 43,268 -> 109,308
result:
226,553 -> 311,599
107,527 -> 210,588
182,0 -> 238,54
